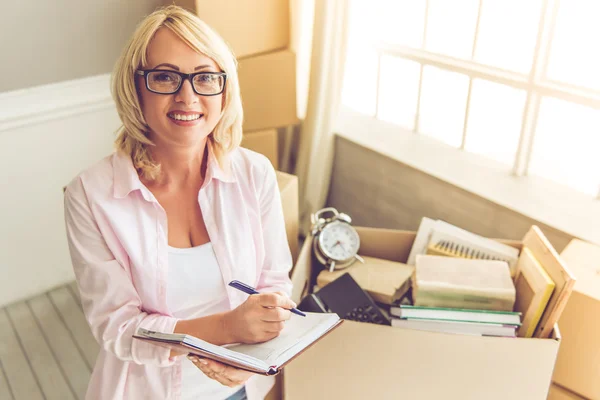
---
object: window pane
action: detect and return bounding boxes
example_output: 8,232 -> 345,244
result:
474,0 -> 542,73
530,97 -> 600,196
377,56 -> 421,130
341,0 -> 379,115
374,0 -> 427,48
465,80 -> 527,165
546,1 -> 600,91
425,0 -> 479,60
419,66 -> 470,147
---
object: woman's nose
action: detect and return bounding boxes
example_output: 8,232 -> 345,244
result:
174,78 -> 198,104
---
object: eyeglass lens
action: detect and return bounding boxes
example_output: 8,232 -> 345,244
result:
147,71 -> 224,95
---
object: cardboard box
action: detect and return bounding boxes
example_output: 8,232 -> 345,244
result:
239,50 -> 299,132
276,171 -> 299,264
547,383 -> 586,400
287,226 -> 561,400
264,374 -> 283,400
242,129 -> 279,169
552,239 -> 600,399
171,0 -> 289,59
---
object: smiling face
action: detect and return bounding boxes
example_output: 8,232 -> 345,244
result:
137,27 -> 224,147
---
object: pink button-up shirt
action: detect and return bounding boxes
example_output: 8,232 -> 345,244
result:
64,142 -> 293,400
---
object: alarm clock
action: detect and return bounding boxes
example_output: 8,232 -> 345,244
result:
310,207 -> 364,272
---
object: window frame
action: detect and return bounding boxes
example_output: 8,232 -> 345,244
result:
364,0 -> 600,198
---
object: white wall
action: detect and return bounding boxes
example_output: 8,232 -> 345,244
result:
1,0 -> 162,92
0,0 -> 162,307
0,75 -> 118,307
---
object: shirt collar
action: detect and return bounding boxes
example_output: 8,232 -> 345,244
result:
204,139 -> 236,184
112,140 -> 236,200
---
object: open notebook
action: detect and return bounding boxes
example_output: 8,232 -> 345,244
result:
133,312 -> 342,375
407,217 -> 520,276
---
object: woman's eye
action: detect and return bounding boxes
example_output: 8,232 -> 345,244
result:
155,73 -> 174,82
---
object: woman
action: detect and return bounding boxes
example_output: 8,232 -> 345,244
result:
64,5 -> 296,400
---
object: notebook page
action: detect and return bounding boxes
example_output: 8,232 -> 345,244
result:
428,229 -> 519,275
227,312 -> 339,365
433,221 -> 520,260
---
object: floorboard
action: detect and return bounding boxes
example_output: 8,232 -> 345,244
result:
29,293 -> 91,400
0,308 -> 44,400
6,301 -> 75,400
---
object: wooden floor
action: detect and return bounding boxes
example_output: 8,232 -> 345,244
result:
0,282 -> 99,400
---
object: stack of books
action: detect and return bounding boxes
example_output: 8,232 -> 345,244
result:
391,252 -> 519,337
389,218 -> 576,339
390,305 -> 521,337
412,255 -> 516,312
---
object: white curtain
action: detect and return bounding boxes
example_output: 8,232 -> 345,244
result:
295,0 -> 350,235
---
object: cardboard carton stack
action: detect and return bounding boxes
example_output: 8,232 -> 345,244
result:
171,0 -> 299,169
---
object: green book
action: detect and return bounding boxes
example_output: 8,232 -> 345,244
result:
390,305 -> 521,326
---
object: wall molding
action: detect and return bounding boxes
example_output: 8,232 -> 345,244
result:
0,74 -> 113,133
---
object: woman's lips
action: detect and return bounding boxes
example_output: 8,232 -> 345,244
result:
167,113 -> 204,126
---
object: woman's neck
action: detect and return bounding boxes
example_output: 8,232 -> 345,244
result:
143,137 -> 209,190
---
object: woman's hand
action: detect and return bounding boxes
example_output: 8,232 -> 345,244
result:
188,355 -> 254,387
223,291 -> 296,343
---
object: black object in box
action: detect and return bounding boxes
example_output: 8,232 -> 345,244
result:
297,273 -> 390,326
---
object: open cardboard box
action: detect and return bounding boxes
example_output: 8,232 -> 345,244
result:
552,239 -> 600,399
286,226 -> 561,400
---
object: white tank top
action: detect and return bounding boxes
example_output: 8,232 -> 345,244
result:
166,242 -> 243,400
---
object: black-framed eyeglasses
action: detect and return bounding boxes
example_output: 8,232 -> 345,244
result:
135,69 -> 227,96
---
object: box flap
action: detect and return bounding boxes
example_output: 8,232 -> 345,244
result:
355,226 -> 416,263
275,170 -> 295,192
276,171 -> 299,263
547,383 -> 586,400
290,239 -> 312,304
560,239 -> 600,300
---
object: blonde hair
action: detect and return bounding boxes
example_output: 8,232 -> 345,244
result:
111,5 -> 243,181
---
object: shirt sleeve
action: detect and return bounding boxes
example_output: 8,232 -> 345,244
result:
254,162 -> 294,297
64,177 -> 178,366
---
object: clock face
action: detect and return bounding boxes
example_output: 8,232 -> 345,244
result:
318,221 -> 360,262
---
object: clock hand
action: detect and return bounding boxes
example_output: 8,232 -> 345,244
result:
337,242 -> 364,263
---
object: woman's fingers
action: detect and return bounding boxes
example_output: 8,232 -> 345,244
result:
257,292 -> 296,309
188,356 -> 254,387
260,307 -> 291,322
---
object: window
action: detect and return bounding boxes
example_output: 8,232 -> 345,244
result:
342,0 -> 600,199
